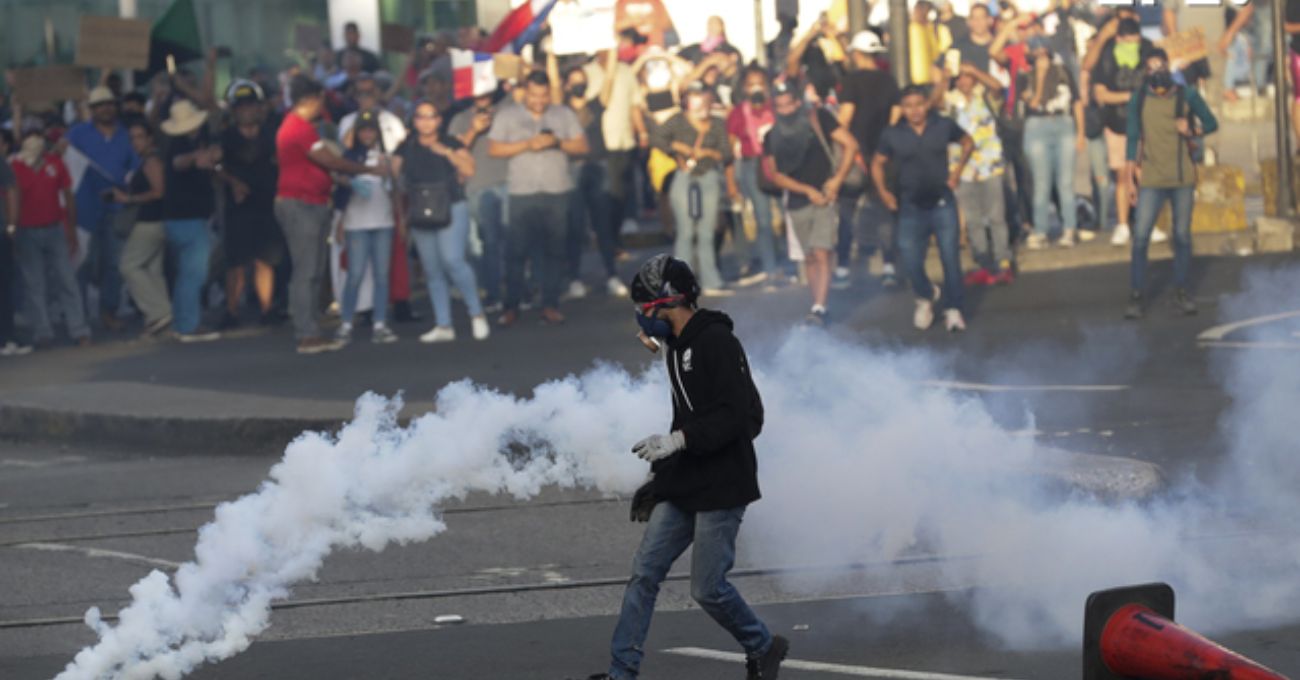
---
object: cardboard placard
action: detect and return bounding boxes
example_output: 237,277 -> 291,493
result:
11,66 -> 87,105
549,0 -> 618,56
1160,27 -> 1207,67
75,16 -> 152,70
493,54 -> 524,81
381,23 -> 416,53
293,23 -> 325,53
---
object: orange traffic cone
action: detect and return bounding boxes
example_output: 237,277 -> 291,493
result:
1084,583 -> 1291,680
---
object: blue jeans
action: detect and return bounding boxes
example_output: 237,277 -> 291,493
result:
469,184 -> 507,307
568,161 -> 617,279
609,501 -> 772,679
163,218 -> 211,334
341,228 -> 393,325
736,157 -> 778,276
669,169 -> 724,290
1087,136 -> 1113,231
1131,186 -> 1194,292
16,225 -> 90,341
1024,115 -> 1077,235
410,201 -> 483,327
506,193 -> 568,310
1224,33 -> 1251,89
897,198 -> 963,311
78,210 -> 124,316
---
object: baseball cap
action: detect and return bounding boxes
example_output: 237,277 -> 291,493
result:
849,31 -> 886,54
226,80 -> 265,107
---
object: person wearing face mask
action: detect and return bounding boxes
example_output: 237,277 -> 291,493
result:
1122,49 -> 1217,321
651,85 -> 733,297
577,254 -> 786,680
725,66 -> 781,289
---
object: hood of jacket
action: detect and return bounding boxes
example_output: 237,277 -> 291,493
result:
669,309 -> 734,349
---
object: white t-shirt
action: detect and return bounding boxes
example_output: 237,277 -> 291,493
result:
338,109 -> 408,153
342,149 -> 395,231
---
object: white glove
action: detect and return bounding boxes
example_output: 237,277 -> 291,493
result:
632,431 -> 686,462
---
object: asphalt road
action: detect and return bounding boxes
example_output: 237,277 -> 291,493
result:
3,253 -> 1300,679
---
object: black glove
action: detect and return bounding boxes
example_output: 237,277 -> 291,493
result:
629,479 -> 658,522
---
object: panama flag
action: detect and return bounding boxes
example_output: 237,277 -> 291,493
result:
451,49 -> 498,100
481,0 -> 559,53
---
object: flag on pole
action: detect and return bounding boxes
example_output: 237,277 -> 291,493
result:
481,0 -> 559,54
450,49 -> 498,100
138,0 -> 203,79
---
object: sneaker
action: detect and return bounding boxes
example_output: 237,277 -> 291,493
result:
218,311 -> 241,330
944,309 -> 967,332
335,323 -> 353,345
1059,229 -> 1077,248
471,315 -> 491,340
0,341 -> 33,356
482,300 -> 504,315
606,276 -> 630,298
296,336 -> 343,354
963,269 -> 995,287
540,307 -> 566,325
1078,229 -> 1098,243
142,315 -> 173,339
831,266 -> 851,290
420,326 -> 456,343
804,306 -> 827,327
371,324 -> 399,344
1174,288 -> 1198,316
746,635 -> 790,680
175,327 -> 220,343
701,287 -> 735,298
1025,233 -> 1048,250
1124,291 -> 1144,320
994,268 -> 1016,285
881,263 -> 900,290
1111,224 -> 1131,246
914,294 -> 937,331
100,311 -> 123,332
738,271 -> 769,288
1151,227 -> 1169,244
566,280 -> 589,300
498,309 -> 519,327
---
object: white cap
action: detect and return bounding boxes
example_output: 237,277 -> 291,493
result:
849,31 -> 886,54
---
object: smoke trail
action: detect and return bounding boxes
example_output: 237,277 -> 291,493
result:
56,267 -> 1300,677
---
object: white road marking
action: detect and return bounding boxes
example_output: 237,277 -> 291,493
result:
1199,340 -> 1300,351
0,456 -> 88,469
14,542 -> 181,569
663,647 -> 1020,680
1197,310 -> 1300,341
919,380 -> 1128,393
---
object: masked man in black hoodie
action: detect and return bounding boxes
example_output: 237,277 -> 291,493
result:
582,254 -> 788,680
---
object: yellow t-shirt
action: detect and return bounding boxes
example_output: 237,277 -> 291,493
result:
908,22 -> 952,85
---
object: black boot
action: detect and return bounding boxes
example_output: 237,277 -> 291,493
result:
1174,288 -> 1198,316
746,635 -> 789,680
1124,291 -> 1144,320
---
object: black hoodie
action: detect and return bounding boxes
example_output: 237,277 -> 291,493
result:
651,310 -> 764,512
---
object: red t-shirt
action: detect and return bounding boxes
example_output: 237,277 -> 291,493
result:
11,155 -> 71,227
726,103 -> 775,159
276,112 -> 333,205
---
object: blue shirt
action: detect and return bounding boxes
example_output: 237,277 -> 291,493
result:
876,113 -> 967,208
66,121 -> 138,233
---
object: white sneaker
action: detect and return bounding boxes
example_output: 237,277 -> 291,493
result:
566,280 -> 588,300
1025,233 -> 1048,250
420,326 -> 456,344
1111,224 -> 1131,246
701,287 -> 734,298
944,309 -> 967,332
1078,229 -> 1097,243
471,315 -> 491,341
1058,229 -> 1077,248
606,276 -> 630,298
0,341 -> 33,356
914,297 -> 936,330
1151,227 -> 1169,244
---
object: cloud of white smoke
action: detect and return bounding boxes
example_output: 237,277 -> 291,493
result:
55,267 -> 1300,678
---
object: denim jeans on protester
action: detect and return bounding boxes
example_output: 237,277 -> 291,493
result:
470,184 -> 508,307
412,201 -> 483,327
1224,33 -> 1252,90
1087,136 -> 1113,231
163,218 -> 212,334
735,157 -> 778,276
275,199 -> 332,340
78,211 -> 125,317
1024,115 -> 1078,235
506,193 -> 568,311
669,169 -> 725,290
567,160 -> 617,280
609,501 -> 773,679
16,225 -> 90,341
1131,185 -> 1195,292
341,227 -> 393,326
897,197 -> 964,311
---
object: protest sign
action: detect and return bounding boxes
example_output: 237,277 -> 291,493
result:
11,66 -> 87,105
75,16 -> 152,70
549,0 -> 618,56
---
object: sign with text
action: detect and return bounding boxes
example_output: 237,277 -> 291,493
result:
1160,27 -> 1208,66
11,66 -> 87,105
75,16 -> 152,70
550,0 -> 618,56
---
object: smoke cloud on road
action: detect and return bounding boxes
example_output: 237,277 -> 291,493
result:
55,268 -> 1300,679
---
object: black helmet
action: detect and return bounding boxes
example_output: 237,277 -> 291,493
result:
630,254 -> 699,308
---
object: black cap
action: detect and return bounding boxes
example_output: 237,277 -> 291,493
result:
227,80 -> 265,107
354,109 -> 381,132
630,254 -> 700,307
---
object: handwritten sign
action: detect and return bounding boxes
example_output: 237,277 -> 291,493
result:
1160,27 -> 1207,67
75,16 -> 152,70
550,0 -> 618,56
11,66 -> 87,105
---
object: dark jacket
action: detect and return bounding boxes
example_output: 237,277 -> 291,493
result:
651,310 -> 764,512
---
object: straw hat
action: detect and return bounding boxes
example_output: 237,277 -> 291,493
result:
87,86 -> 116,107
160,100 -> 209,136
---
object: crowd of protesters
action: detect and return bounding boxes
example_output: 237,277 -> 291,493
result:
0,0 -> 1265,355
